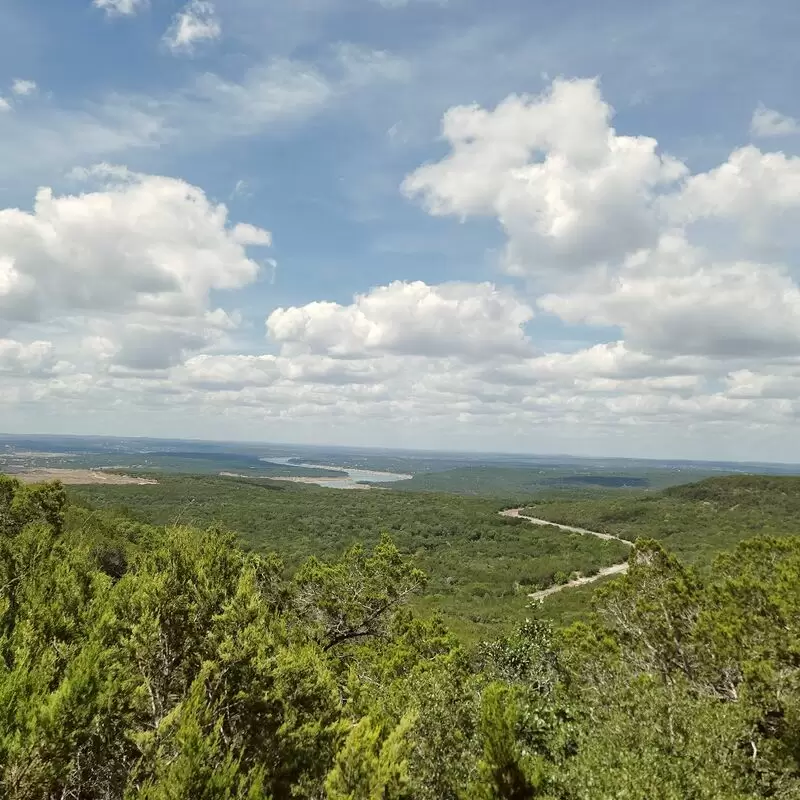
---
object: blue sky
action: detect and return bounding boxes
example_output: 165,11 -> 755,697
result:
1,0 -> 800,460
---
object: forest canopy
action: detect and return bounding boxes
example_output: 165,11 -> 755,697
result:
1,474 -> 799,798
70,475 -> 630,638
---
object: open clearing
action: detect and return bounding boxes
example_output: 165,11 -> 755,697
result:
12,469 -> 157,486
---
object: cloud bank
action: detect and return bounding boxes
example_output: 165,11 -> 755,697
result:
3,78 -> 800,457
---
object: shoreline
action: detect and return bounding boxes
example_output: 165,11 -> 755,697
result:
270,475 -> 377,490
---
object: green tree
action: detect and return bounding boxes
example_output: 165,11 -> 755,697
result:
293,534 -> 426,651
465,683 -> 547,800
326,712 -> 416,799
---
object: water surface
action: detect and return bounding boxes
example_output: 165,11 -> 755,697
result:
261,457 -> 412,489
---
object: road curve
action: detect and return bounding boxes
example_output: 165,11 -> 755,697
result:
499,508 -> 632,601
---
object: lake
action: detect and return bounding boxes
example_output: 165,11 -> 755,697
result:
260,457 -> 412,489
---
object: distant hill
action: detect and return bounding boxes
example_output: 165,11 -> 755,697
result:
68,473 -> 629,640
665,474 -> 800,508
545,475 -> 650,489
376,465 -> 719,496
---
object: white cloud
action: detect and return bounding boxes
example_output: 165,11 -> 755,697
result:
477,341 -> 707,387
333,44 -> 413,87
402,80 -> 800,371
0,59 -> 325,183
179,352 -> 400,391
0,47 -> 408,186
661,146 -> 800,263
164,1 -> 222,54
0,98 -> 10,113
403,78 -> 687,274
76,309 -> 240,374
184,60 -> 333,136
669,146 -> 800,227
11,79 -> 37,97
113,326 -> 207,370
6,76 -> 800,459
0,339 -> 56,376
5,320 -> 800,458
181,354 -> 280,390
0,165 -> 269,377
725,368 -> 800,400
547,261 -> 800,359
538,236 -> 800,359
0,99 -> 166,186
371,0 -> 448,9
267,280 -> 534,359
174,47 -> 407,136
93,0 -> 148,16
0,164 -> 269,324
751,105 -> 799,138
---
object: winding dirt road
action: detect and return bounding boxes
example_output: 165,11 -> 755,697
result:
500,508 -> 633,602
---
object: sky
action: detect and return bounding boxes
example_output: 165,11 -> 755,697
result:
1,0 -> 800,461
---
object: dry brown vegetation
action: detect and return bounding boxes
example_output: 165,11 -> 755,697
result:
13,469 -> 157,486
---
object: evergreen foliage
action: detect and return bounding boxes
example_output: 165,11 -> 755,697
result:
70,475 -> 630,638
2,474 -> 799,798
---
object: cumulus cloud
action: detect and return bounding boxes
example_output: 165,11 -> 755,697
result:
267,280 -> 534,359
403,78 -> 687,274
163,1 -> 222,54
11,80 -> 37,97
539,237 -> 800,359
403,78 -> 800,373
79,309 -> 240,374
93,0 -> 148,16
230,78 -> 786,451
179,352 -> 401,391
476,342 -> 706,388
669,146 -> 800,230
0,98 -> 11,113
725,368 -> 800,400
113,327 -> 207,371
0,164 -> 269,323
6,77 -> 800,458
751,105 -> 799,138
0,339 -> 56,376
0,165 -> 269,377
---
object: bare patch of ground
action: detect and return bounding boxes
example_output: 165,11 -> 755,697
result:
5,451 -> 67,458
526,562 -> 629,602
12,469 -> 157,486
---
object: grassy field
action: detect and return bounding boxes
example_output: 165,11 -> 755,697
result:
69,475 -> 628,640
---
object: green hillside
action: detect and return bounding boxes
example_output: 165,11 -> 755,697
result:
374,464 -> 721,496
524,475 -> 800,565
0,449 -> 344,479
2,474 -> 800,797
70,473 -> 800,634
69,475 -> 628,639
